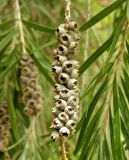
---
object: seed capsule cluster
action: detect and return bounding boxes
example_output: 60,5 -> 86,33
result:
0,102 -> 11,152
51,21 -> 80,141
20,54 -> 42,116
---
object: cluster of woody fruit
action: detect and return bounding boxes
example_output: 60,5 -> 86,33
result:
50,20 -> 80,141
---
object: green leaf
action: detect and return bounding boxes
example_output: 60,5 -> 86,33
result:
0,59 -> 19,79
80,62 -> 113,100
0,30 -> 16,52
74,79 -> 108,154
8,82 -> 21,141
121,77 -> 129,103
118,86 -> 129,136
127,1 -> 129,21
79,0 -> 126,31
79,107 -> 103,160
107,14 -> 126,61
23,20 -> 55,34
109,109 -> 117,160
79,36 -> 113,76
113,78 -> 122,160
121,120 -> 129,151
0,20 -> 14,29
27,36 -> 51,70
103,136 -> 112,160
32,56 -> 54,86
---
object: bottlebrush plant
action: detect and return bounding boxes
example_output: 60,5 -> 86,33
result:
0,0 -> 128,159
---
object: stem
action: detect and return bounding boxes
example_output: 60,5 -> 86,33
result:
15,0 -> 26,53
60,136 -> 68,160
65,0 -> 71,23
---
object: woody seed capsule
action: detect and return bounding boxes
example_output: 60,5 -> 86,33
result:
51,18 -> 80,140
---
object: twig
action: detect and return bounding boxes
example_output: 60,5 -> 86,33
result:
15,0 -> 26,53
60,136 -> 68,160
65,0 -> 71,23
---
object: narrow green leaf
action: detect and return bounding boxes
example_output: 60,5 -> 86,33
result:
23,20 -> 55,34
79,0 -> 126,31
40,40 -> 57,49
109,109 -> 117,160
80,62 -> 113,100
103,136 -> 112,160
118,86 -> 129,135
0,59 -> 19,79
8,82 -> 21,141
27,36 -> 51,69
113,78 -> 122,160
74,79 -> 107,154
79,107 -> 103,160
121,77 -> 129,103
107,14 -> 126,60
79,37 -> 113,75
32,56 -> 54,86
127,1 -> 129,21
121,120 -> 129,151
0,20 -> 14,29
0,30 -> 16,52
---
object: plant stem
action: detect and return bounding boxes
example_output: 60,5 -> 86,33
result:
15,0 -> 26,53
65,0 -> 71,23
60,136 -> 68,160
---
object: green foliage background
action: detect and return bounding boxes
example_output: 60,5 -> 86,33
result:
0,0 -> 129,159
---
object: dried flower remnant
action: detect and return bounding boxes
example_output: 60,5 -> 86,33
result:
19,54 -> 42,117
51,5 -> 80,141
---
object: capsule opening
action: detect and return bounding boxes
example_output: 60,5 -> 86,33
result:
62,35 -> 68,41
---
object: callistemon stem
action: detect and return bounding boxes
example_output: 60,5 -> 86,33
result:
50,0 -> 80,159
65,0 -> 71,23
15,0 -> 26,54
60,136 -> 68,160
